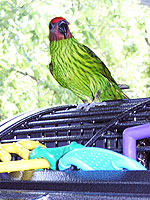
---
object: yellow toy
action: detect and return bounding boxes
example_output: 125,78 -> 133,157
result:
0,140 -> 49,173
0,158 -> 50,173
0,140 -> 46,161
0,140 -> 83,173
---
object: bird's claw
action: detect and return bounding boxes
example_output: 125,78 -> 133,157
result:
76,103 -> 89,111
76,102 -> 107,111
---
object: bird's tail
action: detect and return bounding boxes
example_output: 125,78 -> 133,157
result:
118,84 -> 129,90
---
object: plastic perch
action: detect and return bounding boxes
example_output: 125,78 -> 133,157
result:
123,124 -> 150,160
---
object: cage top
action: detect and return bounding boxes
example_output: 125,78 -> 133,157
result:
0,97 -> 150,146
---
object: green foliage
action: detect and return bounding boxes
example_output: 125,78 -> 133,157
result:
0,0 -> 150,119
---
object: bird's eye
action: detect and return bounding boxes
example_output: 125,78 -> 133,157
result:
58,21 -> 67,28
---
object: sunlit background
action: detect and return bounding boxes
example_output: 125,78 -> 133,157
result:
0,0 -> 150,119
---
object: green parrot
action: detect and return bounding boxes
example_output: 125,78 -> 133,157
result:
49,17 -> 128,104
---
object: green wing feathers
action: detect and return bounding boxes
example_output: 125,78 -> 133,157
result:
50,37 -> 128,103
82,44 -> 118,84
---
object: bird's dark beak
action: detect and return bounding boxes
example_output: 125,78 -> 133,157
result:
58,21 -> 68,39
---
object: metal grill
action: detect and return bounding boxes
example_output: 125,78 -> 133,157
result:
0,97 -> 150,169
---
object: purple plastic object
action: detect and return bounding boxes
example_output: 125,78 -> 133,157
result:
123,123 -> 150,160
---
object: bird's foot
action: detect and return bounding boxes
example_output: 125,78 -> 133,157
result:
76,103 -> 89,111
76,102 -> 107,111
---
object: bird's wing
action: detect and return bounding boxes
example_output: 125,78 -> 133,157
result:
82,44 -> 118,85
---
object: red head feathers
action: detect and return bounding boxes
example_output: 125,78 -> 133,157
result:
50,17 -> 67,24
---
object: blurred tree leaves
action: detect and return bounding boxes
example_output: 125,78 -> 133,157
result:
0,0 -> 150,120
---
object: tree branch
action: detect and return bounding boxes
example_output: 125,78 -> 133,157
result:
16,70 -> 38,82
